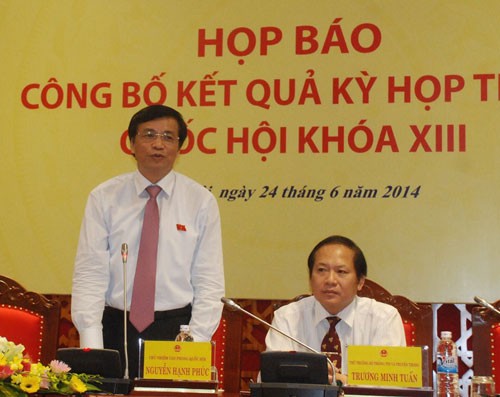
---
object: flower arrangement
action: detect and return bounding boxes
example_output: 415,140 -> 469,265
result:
0,336 -> 102,396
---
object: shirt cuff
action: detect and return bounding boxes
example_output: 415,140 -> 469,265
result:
78,327 -> 104,349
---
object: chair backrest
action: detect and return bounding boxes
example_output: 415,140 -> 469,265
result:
358,278 -> 433,386
0,275 -> 61,364
359,279 -> 433,346
472,300 -> 500,393
211,303 -> 243,392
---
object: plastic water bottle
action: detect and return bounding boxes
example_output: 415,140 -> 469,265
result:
175,324 -> 194,341
436,331 -> 459,397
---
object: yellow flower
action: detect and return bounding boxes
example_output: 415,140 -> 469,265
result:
69,374 -> 87,393
10,373 -> 23,384
9,355 -> 24,372
1,338 -> 101,395
19,374 -> 41,393
29,362 -> 47,376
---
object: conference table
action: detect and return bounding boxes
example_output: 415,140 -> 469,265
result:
82,385 -> 433,397
36,379 -> 433,397
123,392 -> 241,397
35,386 -> 433,397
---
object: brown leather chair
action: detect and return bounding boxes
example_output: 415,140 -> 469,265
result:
0,275 -> 61,364
472,299 -> 500,393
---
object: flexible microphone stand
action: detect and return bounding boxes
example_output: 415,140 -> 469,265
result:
121,243 -> 130,380
221,297 -> 337,384
474,296 -> 500,317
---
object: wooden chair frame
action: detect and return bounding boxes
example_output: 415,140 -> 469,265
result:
0,275 -> 61,364
219,305 -> 243,392
472,299 -> 500,388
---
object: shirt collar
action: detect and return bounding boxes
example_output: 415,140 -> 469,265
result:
133,170 -> 175,198
313,295 -> 359,328
337,296 -> 358,328
313,298 -> 332,326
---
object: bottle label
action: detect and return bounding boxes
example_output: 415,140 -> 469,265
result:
437,355 -> 458,374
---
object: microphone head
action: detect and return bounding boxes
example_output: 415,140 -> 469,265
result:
474,296 -> 500,317
474,296 -> 492,308
121,243 -> 128,263
221,297 -> 238,308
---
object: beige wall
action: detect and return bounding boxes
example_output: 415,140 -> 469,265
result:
1,0 -> 498,302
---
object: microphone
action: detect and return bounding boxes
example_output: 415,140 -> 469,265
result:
121,243 -> 130,380
121,243 -> 128,264
221,297 -> 336,383
56,244 -> 133,395
222,297 -> 320,353
474,296 -> 500,317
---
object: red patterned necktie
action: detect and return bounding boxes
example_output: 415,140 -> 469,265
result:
321,316 -> 342,369
129,185 -> 162,333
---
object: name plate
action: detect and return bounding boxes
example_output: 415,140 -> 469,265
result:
142,340 -> 212,381
347,346 -> 422,388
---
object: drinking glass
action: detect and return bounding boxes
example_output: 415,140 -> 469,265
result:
470,376 -> 495,397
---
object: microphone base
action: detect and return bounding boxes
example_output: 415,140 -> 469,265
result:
250,382 -> 340,397
99,378 -> 134,395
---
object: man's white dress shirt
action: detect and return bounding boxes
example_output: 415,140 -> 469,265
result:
265,295 -> 406,372
72,170 -> 225,347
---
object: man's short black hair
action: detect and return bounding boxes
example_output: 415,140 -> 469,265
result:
307,235 -> 367,280
127,104 -> 188,147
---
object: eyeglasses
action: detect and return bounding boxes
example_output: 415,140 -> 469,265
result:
138,129 -> 180,145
